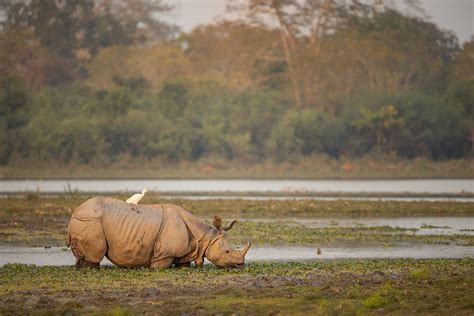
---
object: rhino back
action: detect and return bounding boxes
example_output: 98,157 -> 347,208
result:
70,196 -> 104,220
101,198 -> 164,267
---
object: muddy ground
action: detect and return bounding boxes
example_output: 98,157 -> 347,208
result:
1,259 -> 473,315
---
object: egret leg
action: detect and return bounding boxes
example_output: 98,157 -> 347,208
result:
131,203 -> 141,213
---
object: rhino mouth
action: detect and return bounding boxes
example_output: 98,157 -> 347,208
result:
228,263 -> 245,268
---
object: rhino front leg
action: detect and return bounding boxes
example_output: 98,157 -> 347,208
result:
150,257 -> 174,269
175,262 -> 191,268
194,257 -> 204,268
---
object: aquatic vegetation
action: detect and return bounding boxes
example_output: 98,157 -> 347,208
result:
0,197 -> 473,247
0,259 -> 472,314
362,286 -> 394,308
227,221 -> 474,246
151,197 -> 474,218
421,223 -> 451,229
410,267 -> 431,280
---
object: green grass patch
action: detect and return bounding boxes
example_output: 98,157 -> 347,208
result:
362,283 -> 396,309
0,259 -> 472,315
410,267 -> 431,280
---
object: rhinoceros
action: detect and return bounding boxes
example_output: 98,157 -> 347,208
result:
67,197 -> 251,269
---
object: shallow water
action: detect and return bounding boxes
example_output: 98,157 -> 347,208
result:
271,217 -> 474,236
1,245 -> 472,267
1,179 -> 472,194
248,245 -> 474,261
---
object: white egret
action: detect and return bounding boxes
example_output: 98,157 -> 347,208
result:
126,189 -> 147,212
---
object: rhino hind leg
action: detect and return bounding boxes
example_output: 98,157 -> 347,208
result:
70,235 -> 104,269
68,218 -> 107,269
75,257 -> 100,269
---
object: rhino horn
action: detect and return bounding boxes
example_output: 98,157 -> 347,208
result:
239,241 -> 251,257
223,220 -> 237,231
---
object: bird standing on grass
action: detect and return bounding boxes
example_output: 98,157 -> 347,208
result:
126,189 -> 147,212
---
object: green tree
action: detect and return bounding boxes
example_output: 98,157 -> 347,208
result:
354,105 -> 403,155
446,40 -> 474,154
0,75 -> 30,164
0,0 -> 176,80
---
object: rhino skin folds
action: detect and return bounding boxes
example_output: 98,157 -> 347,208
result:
67,197 -> 250,269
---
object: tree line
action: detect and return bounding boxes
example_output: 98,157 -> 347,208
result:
0,0 -> 473,166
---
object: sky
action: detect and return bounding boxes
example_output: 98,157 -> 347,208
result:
163,0 -> 473,44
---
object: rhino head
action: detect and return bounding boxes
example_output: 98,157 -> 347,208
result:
204,217 -> 251,268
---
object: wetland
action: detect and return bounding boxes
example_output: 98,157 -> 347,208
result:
1,195 -> 474,247
0,194 -> 473,314
1,259 -> 472,315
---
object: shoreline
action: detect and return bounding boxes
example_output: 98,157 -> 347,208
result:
1,157 -> 473,180
2,174 -> 473,180
2,191 -> 474,199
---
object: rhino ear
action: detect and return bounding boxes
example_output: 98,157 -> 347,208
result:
212,215 -> 223,230
223,220 -> 237,231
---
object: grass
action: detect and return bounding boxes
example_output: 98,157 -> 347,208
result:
230,221 -> 474,246
1,155 -> 473,179
1,195 -> 473,247
0,259 -> 472,314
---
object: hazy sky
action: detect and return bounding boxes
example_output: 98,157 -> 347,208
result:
163,0 -> 473,44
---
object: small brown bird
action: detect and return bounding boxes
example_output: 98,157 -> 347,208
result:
317,248 -> 322,255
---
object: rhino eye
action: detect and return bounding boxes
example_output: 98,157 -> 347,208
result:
226,250 -> 229,253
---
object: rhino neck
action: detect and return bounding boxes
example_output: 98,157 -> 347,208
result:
175,227 -> 216,267
172,208 -> 217,265
194,227 -> 219,266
